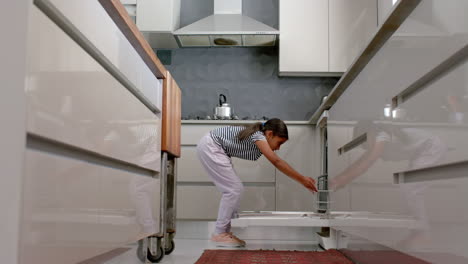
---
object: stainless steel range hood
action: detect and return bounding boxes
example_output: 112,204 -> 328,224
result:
173,0 -> 279,47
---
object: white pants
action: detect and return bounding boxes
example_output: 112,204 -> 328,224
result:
196,134 -> 244,234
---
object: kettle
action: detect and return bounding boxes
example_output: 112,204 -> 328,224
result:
214,94 -> 233,119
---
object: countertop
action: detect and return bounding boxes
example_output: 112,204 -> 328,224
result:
181,120 -> 313,125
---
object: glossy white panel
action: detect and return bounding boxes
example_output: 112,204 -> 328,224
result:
329,0 -> 377,72
97,165 -> 160,243
26,8 -> 160,171
338,176 -> 468,264
393,58 -> 468,166
181,124 -> 224,145
178,146 -> 275,183
327,0 -> 468,261
232,157 -> 275,183
136,0 -> 181,32
327,120 -> 352,211
1,2 -> 28,263
21,149 -> 159,264
330,0 -> 468,123
279,0 -> 329,73
44,0 -> 162,110
377,0 -> 395,26
177,186 -> 275,220
276,125 -> 318,211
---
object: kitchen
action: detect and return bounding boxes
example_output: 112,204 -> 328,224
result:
1,0 -> 467,263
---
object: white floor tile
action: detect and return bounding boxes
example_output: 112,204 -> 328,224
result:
105,238 -> 321,264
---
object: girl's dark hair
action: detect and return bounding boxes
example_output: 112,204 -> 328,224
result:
238,118 -> 288,141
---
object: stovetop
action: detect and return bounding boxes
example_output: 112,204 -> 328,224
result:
182,115 -> 270,121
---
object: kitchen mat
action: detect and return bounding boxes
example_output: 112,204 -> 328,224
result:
195,249 -> 353,264
341,249 -> 468,264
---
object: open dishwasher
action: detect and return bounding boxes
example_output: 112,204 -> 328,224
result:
231,174 -> 421,249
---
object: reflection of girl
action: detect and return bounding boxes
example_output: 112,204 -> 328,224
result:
330,120 -> 447,247
330,121 -> 447,189
197,118 -> 317,247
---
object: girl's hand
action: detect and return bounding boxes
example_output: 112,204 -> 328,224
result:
301,176 -> 318,193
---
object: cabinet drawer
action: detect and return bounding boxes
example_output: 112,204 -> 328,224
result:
176,185 -> 275,220
391,58 -> 468,168
27,8 -> 160,171
275,125 -> 318,211
329,0 -> 377,72
21,148 -> 160,263
36,0 -> 162,111
181,125 -> 224,145
363,0 -> 468,105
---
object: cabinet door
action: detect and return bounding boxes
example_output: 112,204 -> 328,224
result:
176,186 -> 275,220
279,0 -> 329,75
181,125 -> 223,145
21,148 -> 160,264
136,0 -> 180,32
327,120 -> 352,211
329,0 -> 377,72
178,146 -> 275,183
45,0 -> 162,111
275,125 -> 318,211
27,7 -> 161,171
377,0 -> 395,26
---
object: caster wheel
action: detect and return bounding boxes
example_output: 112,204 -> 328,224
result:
164,240 -> 175,255
136,239 -> 145,263
147,246 -> 164,263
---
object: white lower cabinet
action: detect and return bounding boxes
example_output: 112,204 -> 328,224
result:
327,120 -> 353,212
21,149 -> 160,264
176,186 -> 275,220
177,123 -> 319,219
275,125 -> 318,211
27,7 -> 161,171
178,146 -> 275,183
327,1 -> 468,261
43,0 -> 162,111
329,0 -> 377,72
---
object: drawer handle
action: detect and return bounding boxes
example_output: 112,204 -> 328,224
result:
34,0 -> 160,114
394,160 -> 468,184
392,43 -> 468,107
27,133 -> 157,177
338,133 -> 367,155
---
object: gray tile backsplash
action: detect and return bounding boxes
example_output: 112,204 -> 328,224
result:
162,47 -> 339,120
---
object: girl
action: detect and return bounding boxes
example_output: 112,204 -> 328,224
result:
196,118 -> 317,247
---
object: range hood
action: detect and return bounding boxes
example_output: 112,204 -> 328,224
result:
173,0 -> 279,47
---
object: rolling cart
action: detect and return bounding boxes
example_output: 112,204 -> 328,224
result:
138,70 -> 181,262
138,152 -> 178,263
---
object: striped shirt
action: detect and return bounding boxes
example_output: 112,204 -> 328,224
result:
210,126 -> 266,161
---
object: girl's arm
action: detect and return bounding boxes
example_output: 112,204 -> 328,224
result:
256,140 -> 318,192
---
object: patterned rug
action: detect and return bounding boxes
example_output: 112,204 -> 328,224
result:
341,249 -> 468,264
195,249 -> 354,264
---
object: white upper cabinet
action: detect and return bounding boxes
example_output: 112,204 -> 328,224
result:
279,0 -> 378,76
136,0 -> 180,32
136,0 -> 181,48
377,0 -> 396,26
329,0 -> 377,72
279,0 -> 329,76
